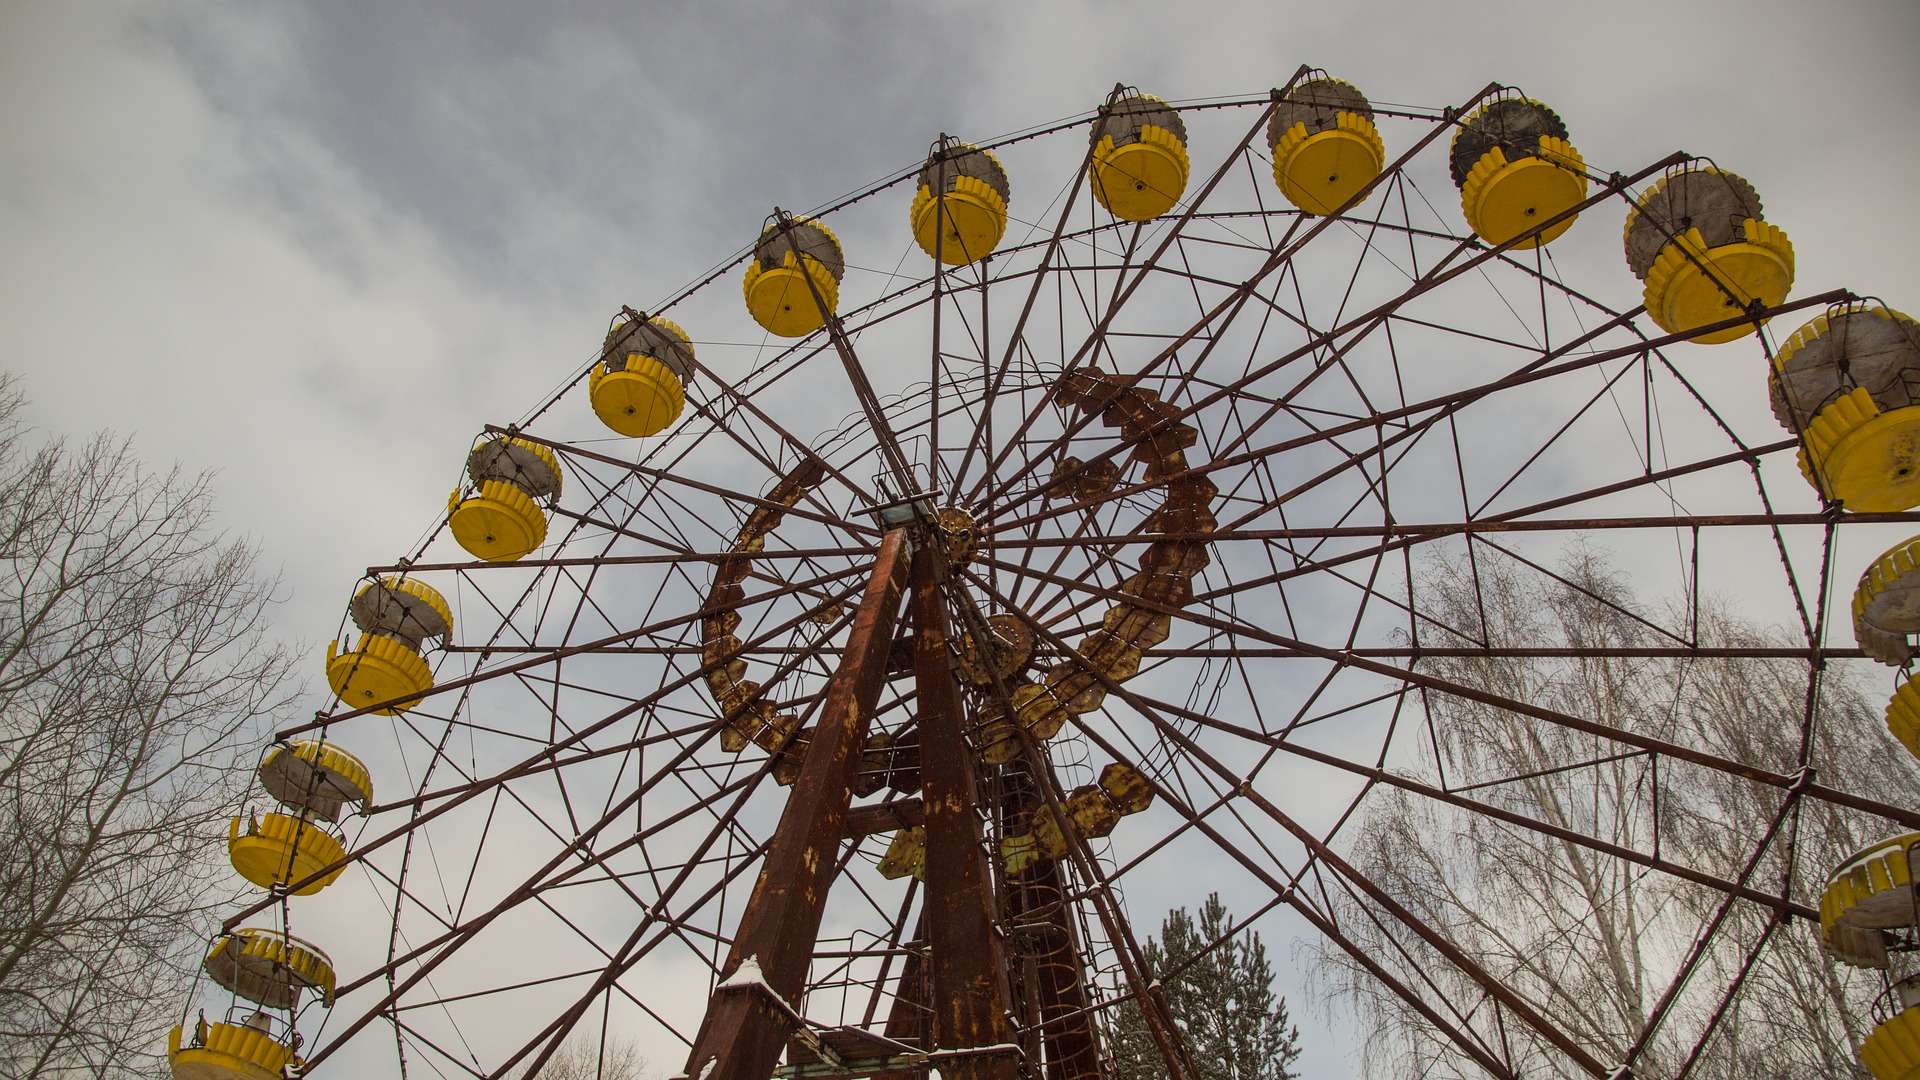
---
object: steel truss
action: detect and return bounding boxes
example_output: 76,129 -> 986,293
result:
272,81 -> 1902,1080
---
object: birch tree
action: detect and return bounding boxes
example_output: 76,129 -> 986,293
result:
0,381 -> 299,1077
1316,548 -> 1902,1079
516,1036 -> 651,1079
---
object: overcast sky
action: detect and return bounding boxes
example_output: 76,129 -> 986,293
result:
5,0 -> 1915,649
4,2 -> 1917,1075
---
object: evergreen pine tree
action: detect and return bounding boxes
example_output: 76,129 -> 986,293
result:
1107,894 -> 1303,1079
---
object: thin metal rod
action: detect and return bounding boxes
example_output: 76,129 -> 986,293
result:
244,563 -> 867,926
493,424 -> 873,539
986,290 -> 1853,539
285,560 -> 866,734
368,546 -> 875,574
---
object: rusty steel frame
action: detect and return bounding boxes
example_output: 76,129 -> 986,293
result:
282,85 -> 1906,1080
306,543 -> 905,1050
968,91 -> 1675,515
987,510 -> 1920,547
675,529 -> 911,1080
982,290 -> 1850,541
963,569 -> 1583,1076
941,583 -> 1201,1080
908,544 -> 1021,1080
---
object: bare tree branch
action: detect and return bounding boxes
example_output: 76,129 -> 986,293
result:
1312,547 -> 1900,1079
0,377 -> 300,1078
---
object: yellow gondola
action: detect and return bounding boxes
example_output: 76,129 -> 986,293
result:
1773,302 -> 1920,511
326,575 -> 451,714
1624,165 -> 1793,343
1449,95 -> 1587,249
449,435 -> 563,562
168,1020 -> 298,1080
591,315 -> 692,438
1853,535 -> 1920,666
1885,680 -> 1920,762
743,216 -> 844,337
227,812 -> 347,894
1268,77 -> 1385,216
231,730 -> 365,897
1862,976 -> 1920,1080
1819,833 -> 1920,968
203,928 -> 337,1010
258,740 -> 372,823
1089,93 -> 1190,222
910,141 -> 1010,265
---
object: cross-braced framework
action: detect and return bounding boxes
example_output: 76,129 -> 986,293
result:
224,80 -> 1918,1079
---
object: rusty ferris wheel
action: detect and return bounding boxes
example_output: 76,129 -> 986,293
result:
167,71 -> 1920,1080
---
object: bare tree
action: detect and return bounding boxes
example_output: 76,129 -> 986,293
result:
514,1035 -> 651,1079
0,380 -> 299,1078
1315,547 -> 1905,1079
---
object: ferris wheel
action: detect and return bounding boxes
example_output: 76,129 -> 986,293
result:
164,70 -> 1920,1080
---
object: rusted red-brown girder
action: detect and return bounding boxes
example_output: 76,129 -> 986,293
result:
940,584 -> 1195,1080
969,578 -> 1520,1076
679,529 -> 912,1080
910,547 -> 1020,1079
370,545 -> 875,575
282,558 -> 869,737
844,797 -> 927,839
243,564 -> 871,953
